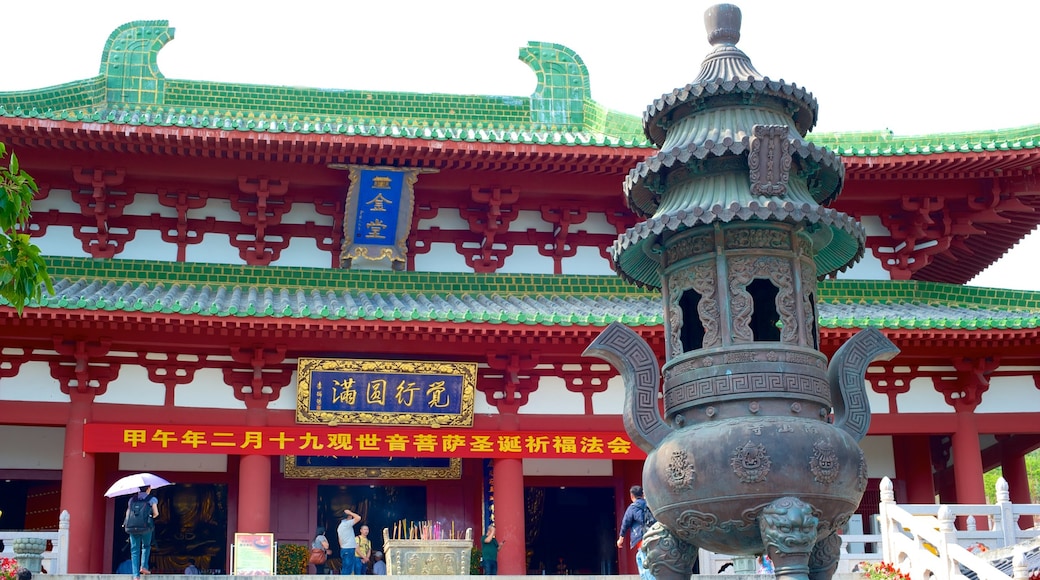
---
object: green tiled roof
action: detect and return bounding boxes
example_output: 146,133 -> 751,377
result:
7,258 -> 1040,332
1,20 -> 1039,154
806,128 -> 1040,157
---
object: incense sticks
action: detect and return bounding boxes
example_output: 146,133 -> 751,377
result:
390,519 -> 465,540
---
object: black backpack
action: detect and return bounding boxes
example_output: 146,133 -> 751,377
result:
124,495 -> 153,533
641,501 -> 656,530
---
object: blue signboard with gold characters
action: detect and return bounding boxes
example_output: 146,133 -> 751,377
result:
336,165 -> 426,269
296,358 -> 476,427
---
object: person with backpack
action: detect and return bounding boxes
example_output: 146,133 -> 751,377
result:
123,485 -> 159,580
616,485 -> 654,580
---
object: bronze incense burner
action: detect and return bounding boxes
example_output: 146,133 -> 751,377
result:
586,5 -> 898,580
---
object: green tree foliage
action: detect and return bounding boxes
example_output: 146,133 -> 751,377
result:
984,448 -> 1040,503
0,142 -> 52,314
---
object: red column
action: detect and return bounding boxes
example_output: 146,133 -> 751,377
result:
894,435 -> 935,503
237,455 -> 272,532
951,410 -> 986,504
1000,447 -> 1031,529
61,392 -> 96,572
493,456 -> 525,574
236,403 -> 272,532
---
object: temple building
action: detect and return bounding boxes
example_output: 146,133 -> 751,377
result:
1,17 -> 1039,576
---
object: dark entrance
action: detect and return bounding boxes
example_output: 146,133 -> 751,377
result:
110,483 -> 228,574
524,486 -> 618,575
0,480 -> 61,531
317,485 -> 427,573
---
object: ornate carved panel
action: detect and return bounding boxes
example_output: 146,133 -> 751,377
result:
666,262 -> 721,357
724,228 -> 791,251
663,371 -> 830,410
664,232 -> 714,268
748,124 -> 791,197
800,258 -> 818,347
728,255 -> 796,344
692,263 -> 721,350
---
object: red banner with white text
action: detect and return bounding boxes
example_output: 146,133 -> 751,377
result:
83,423 -> 645,460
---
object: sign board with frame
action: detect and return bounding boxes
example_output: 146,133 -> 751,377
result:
284,455 -> 462,480
296,358 -> 476,427
232,533 -> 274,575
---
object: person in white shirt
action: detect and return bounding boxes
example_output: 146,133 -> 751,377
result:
337,509 -> 361,575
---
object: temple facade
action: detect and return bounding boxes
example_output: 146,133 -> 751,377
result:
0,18 -> 1038,576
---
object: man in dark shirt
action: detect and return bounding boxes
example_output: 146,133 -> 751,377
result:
617,485 -> 653,580
482,523 -> 503,575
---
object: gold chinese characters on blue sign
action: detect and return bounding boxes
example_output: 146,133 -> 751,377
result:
337,165 -> 419,268
296,358 -> 476,427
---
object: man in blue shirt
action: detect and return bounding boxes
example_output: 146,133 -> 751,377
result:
617,485 -> 653,580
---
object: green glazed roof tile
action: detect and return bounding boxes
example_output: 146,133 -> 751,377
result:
8,258 -> 1039,331
4,21 -> 1040,153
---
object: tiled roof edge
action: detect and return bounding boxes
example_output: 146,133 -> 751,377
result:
39,257 -> 657,297
3,101 -> 1037,155
5,259 -> 1039,330
806,127 -> 1040,157
821,279 -> 1040,310
36,258 -> 1040,306
0,105 -> 653,148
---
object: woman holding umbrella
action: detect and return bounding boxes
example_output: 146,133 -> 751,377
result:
106,473 -> 170,580
125,485 -> 160,579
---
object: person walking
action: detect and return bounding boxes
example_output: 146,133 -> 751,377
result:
124,485 -> 159,580
337,509 -> 361,575
617,485 -> 653,580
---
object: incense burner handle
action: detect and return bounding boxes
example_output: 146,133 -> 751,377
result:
584,322 -> 670,453
827,327 -> 899,441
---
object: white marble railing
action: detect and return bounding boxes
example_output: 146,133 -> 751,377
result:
699,534 -> 883,577
0,509 -> 70,574
878,476 -> 1040,580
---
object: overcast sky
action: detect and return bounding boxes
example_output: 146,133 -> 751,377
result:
2,0 -> 1038,290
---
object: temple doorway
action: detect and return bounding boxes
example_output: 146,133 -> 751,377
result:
109,483 -> 228,574
0,480 -> 60,531
316,485 -> 427,572
524,486 -> 618,575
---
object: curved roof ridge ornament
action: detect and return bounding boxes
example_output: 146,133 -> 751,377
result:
519,41 -> 591,127
99,20 -> 175,108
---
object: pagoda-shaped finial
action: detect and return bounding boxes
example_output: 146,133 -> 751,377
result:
705,4 -> 741,46
692,4 -> 762,87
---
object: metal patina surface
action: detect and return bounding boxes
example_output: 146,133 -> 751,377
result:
585,5 -> 899,580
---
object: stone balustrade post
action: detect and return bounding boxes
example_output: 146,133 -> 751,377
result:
937,505 -> 961,580
879,477 -> 896,564
995,477 -> 1016,548
56,510 -> 70,574
1012,547 -> 1028,580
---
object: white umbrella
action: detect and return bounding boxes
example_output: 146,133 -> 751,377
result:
104,473 -> 172,498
